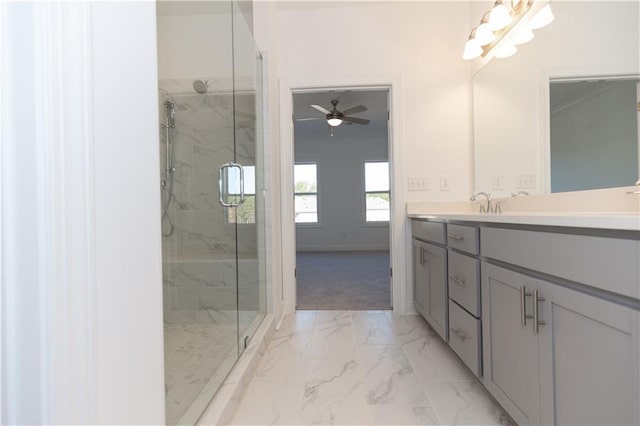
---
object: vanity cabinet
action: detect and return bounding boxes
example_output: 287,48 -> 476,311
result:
481,227 -> 640,426
412,220 -> 448,341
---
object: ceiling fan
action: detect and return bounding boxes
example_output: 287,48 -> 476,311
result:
297,99 -> 370,127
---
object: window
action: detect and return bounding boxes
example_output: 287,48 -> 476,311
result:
364,161 -> 390,222
227,165 -> 256,224
294,163 -> 318,223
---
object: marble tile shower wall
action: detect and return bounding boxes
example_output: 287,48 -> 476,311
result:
159,79 -> 259,325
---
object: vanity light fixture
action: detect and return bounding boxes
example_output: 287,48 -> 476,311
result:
488,0 -> 512,30
463,28 -> 484,60
462,0 -> 554,61
529,4 -> 554,29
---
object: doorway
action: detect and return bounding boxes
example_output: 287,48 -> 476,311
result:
292,89 -> 392,310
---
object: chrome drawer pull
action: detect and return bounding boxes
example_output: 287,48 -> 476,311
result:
448,235 -> 464,241
449,275 -> 465,286
451,328 -> 467,341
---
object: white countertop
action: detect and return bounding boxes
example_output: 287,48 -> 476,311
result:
407,211 -> 640,231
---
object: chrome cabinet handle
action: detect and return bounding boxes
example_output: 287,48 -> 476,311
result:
449,275 -> 465,286
520,286 -> 531,327
451,328 -> 467,341
419,247 -> 423,265
448,235 -> 464,241
218,162 -> 244,207
533,289 -> 546,334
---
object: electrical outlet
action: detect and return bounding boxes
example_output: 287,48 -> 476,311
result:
440,175 -> 450,191
493,176 -> 504,190
516,174 -> 536,188
408,176 -> 429,191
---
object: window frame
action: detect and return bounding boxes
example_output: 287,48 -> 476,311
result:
294,162 -> 320,226
363,160 -> 390,224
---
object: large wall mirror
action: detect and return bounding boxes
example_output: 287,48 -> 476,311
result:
473,1 -> 640,196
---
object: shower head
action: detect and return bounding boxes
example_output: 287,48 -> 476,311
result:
193,79 -> 209,94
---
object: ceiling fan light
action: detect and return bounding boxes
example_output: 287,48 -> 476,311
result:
529,4 -> 554,30
327,117 -> 343,127
489,2 -> 512,30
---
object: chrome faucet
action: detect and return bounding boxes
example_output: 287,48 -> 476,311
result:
470,192 -> 491,214
511,190 -> 529,197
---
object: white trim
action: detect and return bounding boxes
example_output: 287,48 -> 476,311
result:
1,2 -> 97,423
36,3 -> 97,422
279,75 -> 407,315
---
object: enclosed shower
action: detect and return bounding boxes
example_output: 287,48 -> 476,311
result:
156,2 -> 266,424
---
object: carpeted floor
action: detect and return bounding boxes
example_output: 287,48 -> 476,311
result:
296,250 -> 392,310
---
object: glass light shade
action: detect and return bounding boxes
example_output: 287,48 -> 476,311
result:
475,22 -> 496,45
462,37 -> 483,60
489,3 -> 512,30
529,4 -> 554,29
512,27 -> 534,45
327,117 -> 343,127
494,43 -> 517,58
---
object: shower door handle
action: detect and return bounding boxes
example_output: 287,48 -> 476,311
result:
218,162 -> 245,207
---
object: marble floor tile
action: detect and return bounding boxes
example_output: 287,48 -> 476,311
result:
308,312 -> 357,360
359,345 -> 429,406
351,311 -> 396,346
229,311 -> 513,426
229,377 -> 305,425
254,331 -> 313,379
422,381 -> 513,426
403,335 -> 473,383
364,405 -> 441,425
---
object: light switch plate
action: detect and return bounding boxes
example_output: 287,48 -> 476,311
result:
440,176 -> 450,191
493,176 -> 504,190
408,176 -> 429,191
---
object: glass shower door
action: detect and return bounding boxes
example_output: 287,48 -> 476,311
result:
231,0 -> 266,353
157,2 -> 240,424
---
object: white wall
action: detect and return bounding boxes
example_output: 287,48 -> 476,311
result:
295,128 -> 389,251
1,1 -> 164,424
277,1 -> 474,201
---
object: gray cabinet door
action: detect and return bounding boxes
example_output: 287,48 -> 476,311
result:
481,262 -> 541,425
424,242 -> 448,341
538,280 -> 640,426
412,239 -> 448,340
413,240 -> 429,315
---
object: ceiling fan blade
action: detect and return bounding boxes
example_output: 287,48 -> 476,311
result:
343,116 -> 370,125
296,117 -> 323,121
310,104 -> 331,114
340,105 -> 367,116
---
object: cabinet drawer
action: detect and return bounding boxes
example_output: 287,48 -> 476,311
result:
447,224 -> 479,255
412,220 -> 445,244
481,227 -> 640,300
448,251 -> 480,316
449,300 -> 482,377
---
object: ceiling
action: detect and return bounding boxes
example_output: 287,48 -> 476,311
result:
293,89 -> 389,137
